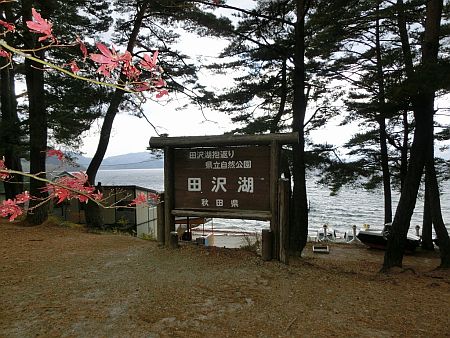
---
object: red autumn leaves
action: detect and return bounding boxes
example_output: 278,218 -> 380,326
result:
0,158 -> 30,221
0,7 -> 166,221
1,7 -> 168,98
0,151 -> 159,221
26,8 -> 55,42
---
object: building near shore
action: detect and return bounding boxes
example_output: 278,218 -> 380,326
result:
52,181 -> 159,238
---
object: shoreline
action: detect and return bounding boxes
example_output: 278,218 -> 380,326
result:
191,231 -> 257,249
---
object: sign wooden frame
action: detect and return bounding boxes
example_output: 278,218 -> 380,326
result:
149,133 -> 299,258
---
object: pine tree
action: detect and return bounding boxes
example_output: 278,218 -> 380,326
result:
383,0 -> 447,270
203,0 -> 375,254
84,0 -> 234,227
1,0 -> 112,223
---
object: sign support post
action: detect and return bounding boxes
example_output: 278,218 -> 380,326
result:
163,146 -> 175,245
278,179 -> 290,264
270,140 -> 280,259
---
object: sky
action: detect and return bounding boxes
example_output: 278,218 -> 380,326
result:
80,95 -> 237,157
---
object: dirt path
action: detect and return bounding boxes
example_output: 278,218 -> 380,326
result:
1,221 -> 449,337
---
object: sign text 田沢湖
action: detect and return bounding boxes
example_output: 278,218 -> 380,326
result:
173,146 -> 270,212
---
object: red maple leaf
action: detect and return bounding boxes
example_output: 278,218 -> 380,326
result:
153,78 -> 166,88
92,191 -> 103,201
156,89 -> 169,99
0,49 -> 10,59
68,60 -> 80,74
43,172 -> 95,204
26,8 -> 55,42
148,192 -> 160,205
15,191 -> 31,204
0,156 -> 9,180
76,36 -> 88,60
0,19 -> 15,32
90,43 -> 132,77
0,199 -> 23,221
129,192 -> 148,206
140,51 -> 159,71
123,63 -> 141,81
47,149 -> 65,161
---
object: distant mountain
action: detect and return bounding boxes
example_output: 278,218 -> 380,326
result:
19,152 -> 163,172
21,156 -> 85,173
74,154 -> 91,167
76,152 -> 164,170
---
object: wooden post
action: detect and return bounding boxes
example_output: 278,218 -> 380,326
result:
164,147 -> 175,247
279,179 -> 290,264
270,140 -> 280,260
157,193 -> 165,246
169,231 -> 179,249
261,229 -> 272,261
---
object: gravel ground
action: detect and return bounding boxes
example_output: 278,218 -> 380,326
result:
1,220 -> 449,338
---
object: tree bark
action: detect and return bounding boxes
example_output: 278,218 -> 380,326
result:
426,168 -> 450,268
84,2 -> 149,227
22,1 -> 49,225
289,0 -> 309,254
270,58 -> 287,134
383,0 -> 443,270
421,180 -> 434,250
378,118 -> 392,224
382,106 -> 431,269
375,4 -> 392,225
0,3 -> 24,199
425,119 -> 450,267
400,110 -> 409,191
396,0 -> 415,77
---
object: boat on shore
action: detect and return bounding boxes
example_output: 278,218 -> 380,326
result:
357,229 -> 421,252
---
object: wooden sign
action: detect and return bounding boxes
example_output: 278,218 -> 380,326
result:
173,146 -> 270,212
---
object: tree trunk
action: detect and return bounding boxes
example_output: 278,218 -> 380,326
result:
0,5 -> 24,199
397,0 -> 414,194
289,0 -> 309,255
382,107 -> 430,269
22,1 -> 49,225
427,169 -> 450,268
24,56 -> 49,225
84,2 -> 149,227
383,0 -> 443,270
84,95 -> 124,227
375,5 -> 392,225
400,110 -> 409,191
378,118 -> 392,224
425,118 -> 450,267
421,180 -> 434,250
2,152 -> 23,199
270,58 -> 287,134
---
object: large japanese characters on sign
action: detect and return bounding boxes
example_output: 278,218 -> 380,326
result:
174,146 -> 270,212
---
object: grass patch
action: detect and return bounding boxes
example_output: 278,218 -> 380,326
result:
240,232 -> 261,253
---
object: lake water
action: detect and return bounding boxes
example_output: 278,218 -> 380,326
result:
96,168 -> 450,237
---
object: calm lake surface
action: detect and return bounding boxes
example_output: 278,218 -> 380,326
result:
96,168 -> 450,236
